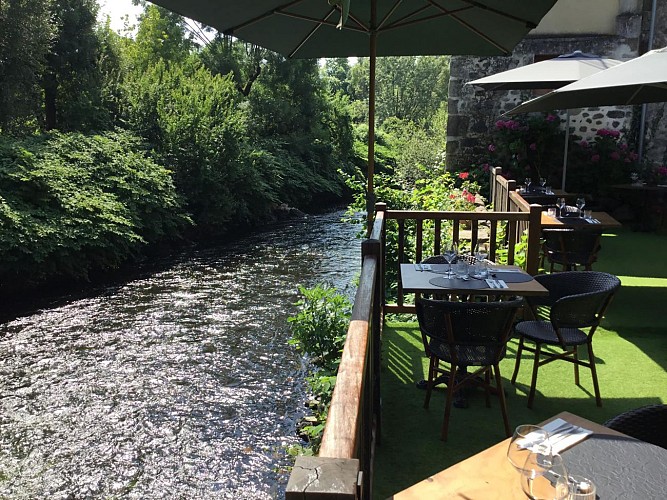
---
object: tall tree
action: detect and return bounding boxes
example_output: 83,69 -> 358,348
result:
43,0 -> 102,130
0,0 -> 54,134
129,4 -> 192,71
199,34 -> 267,96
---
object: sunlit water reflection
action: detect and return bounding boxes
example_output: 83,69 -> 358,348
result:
0,210 -> 361,498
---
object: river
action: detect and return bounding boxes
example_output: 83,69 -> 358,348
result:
0,209 -> 362,499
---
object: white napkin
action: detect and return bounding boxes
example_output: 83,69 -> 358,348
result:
414,263 -> 433,271
543,418 -> 593,453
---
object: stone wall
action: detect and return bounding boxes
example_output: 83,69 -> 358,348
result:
446,2 -> 666,170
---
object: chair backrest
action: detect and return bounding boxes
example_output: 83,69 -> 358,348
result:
604,404 -> 667,450
415,298 -> 524,366
543,229 -> 602,267
528,271 -> 621,331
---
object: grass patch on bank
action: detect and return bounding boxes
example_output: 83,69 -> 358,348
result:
374,228 -> 667,499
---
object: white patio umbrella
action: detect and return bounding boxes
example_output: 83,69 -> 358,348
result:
468,51 -> 622,191
507,47 -> 667,113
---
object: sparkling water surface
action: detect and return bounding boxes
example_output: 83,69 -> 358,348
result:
0,210 -> 361,499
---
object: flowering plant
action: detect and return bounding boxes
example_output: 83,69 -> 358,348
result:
642,164 -> 667,186
481,113 -> 563,186
568,128 -> 637,194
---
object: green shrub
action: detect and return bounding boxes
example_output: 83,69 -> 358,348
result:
287,284 -> 352,454
0,129 -> 189,285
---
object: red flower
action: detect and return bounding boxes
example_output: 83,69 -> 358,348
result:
458,172 -> 469,179
466,193 -> 476,203
591,154 -> 600,162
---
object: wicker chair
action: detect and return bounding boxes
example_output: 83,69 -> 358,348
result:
510,271 -> 621,408
604,404 -> 667,449
416,297 -> 523,441
541,229 -> 602,272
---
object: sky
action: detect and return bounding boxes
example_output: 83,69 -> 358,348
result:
97,0 -> 143,33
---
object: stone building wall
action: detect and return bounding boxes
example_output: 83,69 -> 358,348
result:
446,1 -> 666,170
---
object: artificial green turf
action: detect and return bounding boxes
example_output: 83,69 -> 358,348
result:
373,228 -> 667,499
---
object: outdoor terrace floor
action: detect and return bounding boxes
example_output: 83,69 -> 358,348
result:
373,228 -> 667,499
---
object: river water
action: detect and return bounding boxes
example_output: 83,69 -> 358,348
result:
0,210 -> 361,499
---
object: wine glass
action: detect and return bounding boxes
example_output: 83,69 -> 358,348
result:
576,197 -> 586,218
540,177 -> 547,191
507,425 -> 550,472
525,177 -> 532,193
557,198 -> 566,217
474,241 -> 489,263
520,452 -> 569,500
443,242 -> 458,278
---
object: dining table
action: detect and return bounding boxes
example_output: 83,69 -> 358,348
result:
541,210 -> 622,231
390,410 -> 667,499
400,263 -> 548,298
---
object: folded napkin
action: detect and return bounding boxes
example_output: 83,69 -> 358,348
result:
414,263 -> 432,271
543,418 -> 593,453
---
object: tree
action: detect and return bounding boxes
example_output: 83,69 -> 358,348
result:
43,0 -> 104,131
199,34 -> 268,97
128,4 -> 192,71
0,0 -> 54,134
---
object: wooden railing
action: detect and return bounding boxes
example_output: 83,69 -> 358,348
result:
382,203 -> 542,315
285,198 -> 543,498
285,208 -> 385,500
491,166 -> 517,212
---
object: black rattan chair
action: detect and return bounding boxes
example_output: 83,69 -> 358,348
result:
541,229 -> 602,272
416,297 -> 523,441
511,271 -> 621,408
604,404 -> 667,449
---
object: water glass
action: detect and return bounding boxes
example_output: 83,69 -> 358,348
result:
576,197 -> 586,218
507,425 -> 551,472
454,260 -> 469,279
547,208 -> 557,217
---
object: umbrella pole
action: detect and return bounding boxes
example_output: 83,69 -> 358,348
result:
561,110 -> 570,192
366,31 -> 377,236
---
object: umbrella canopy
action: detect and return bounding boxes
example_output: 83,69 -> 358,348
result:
148,0 -> 559,226
468,50 -> 622,90
507,47 -> 667,113
468,51 -> 623,191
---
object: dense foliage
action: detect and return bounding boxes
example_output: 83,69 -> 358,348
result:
0,0 -> 454,287
287,285 -> 351,454
0,130 -> 188,285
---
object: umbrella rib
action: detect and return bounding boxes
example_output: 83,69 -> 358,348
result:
277,10 -> 367,34
376,0 -> 406,31
287,8 -> 339,58
225,0 -> 305,34
425,1 -> 514,54
457,0 -> 539,29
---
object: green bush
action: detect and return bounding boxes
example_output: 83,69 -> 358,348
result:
0,129 -> 189,285
287,284 -> 352,454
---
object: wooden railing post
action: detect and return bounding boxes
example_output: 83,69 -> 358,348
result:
526,204 -> 543,275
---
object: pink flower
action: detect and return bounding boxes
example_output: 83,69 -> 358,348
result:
488,144 -> 496,152
579,140 -> 589,148
610,151 -> 620,161
449,194 -> 456,199
629,152 -> 639,161
658,166 -> 667,176
466,193 -> 476,203
591,154 -> 600,162
529,143 -> 537,151
546,114 -> 557,122
482,163 -> 490,172
620,143 -> 628,151
458,172 -> 469,179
